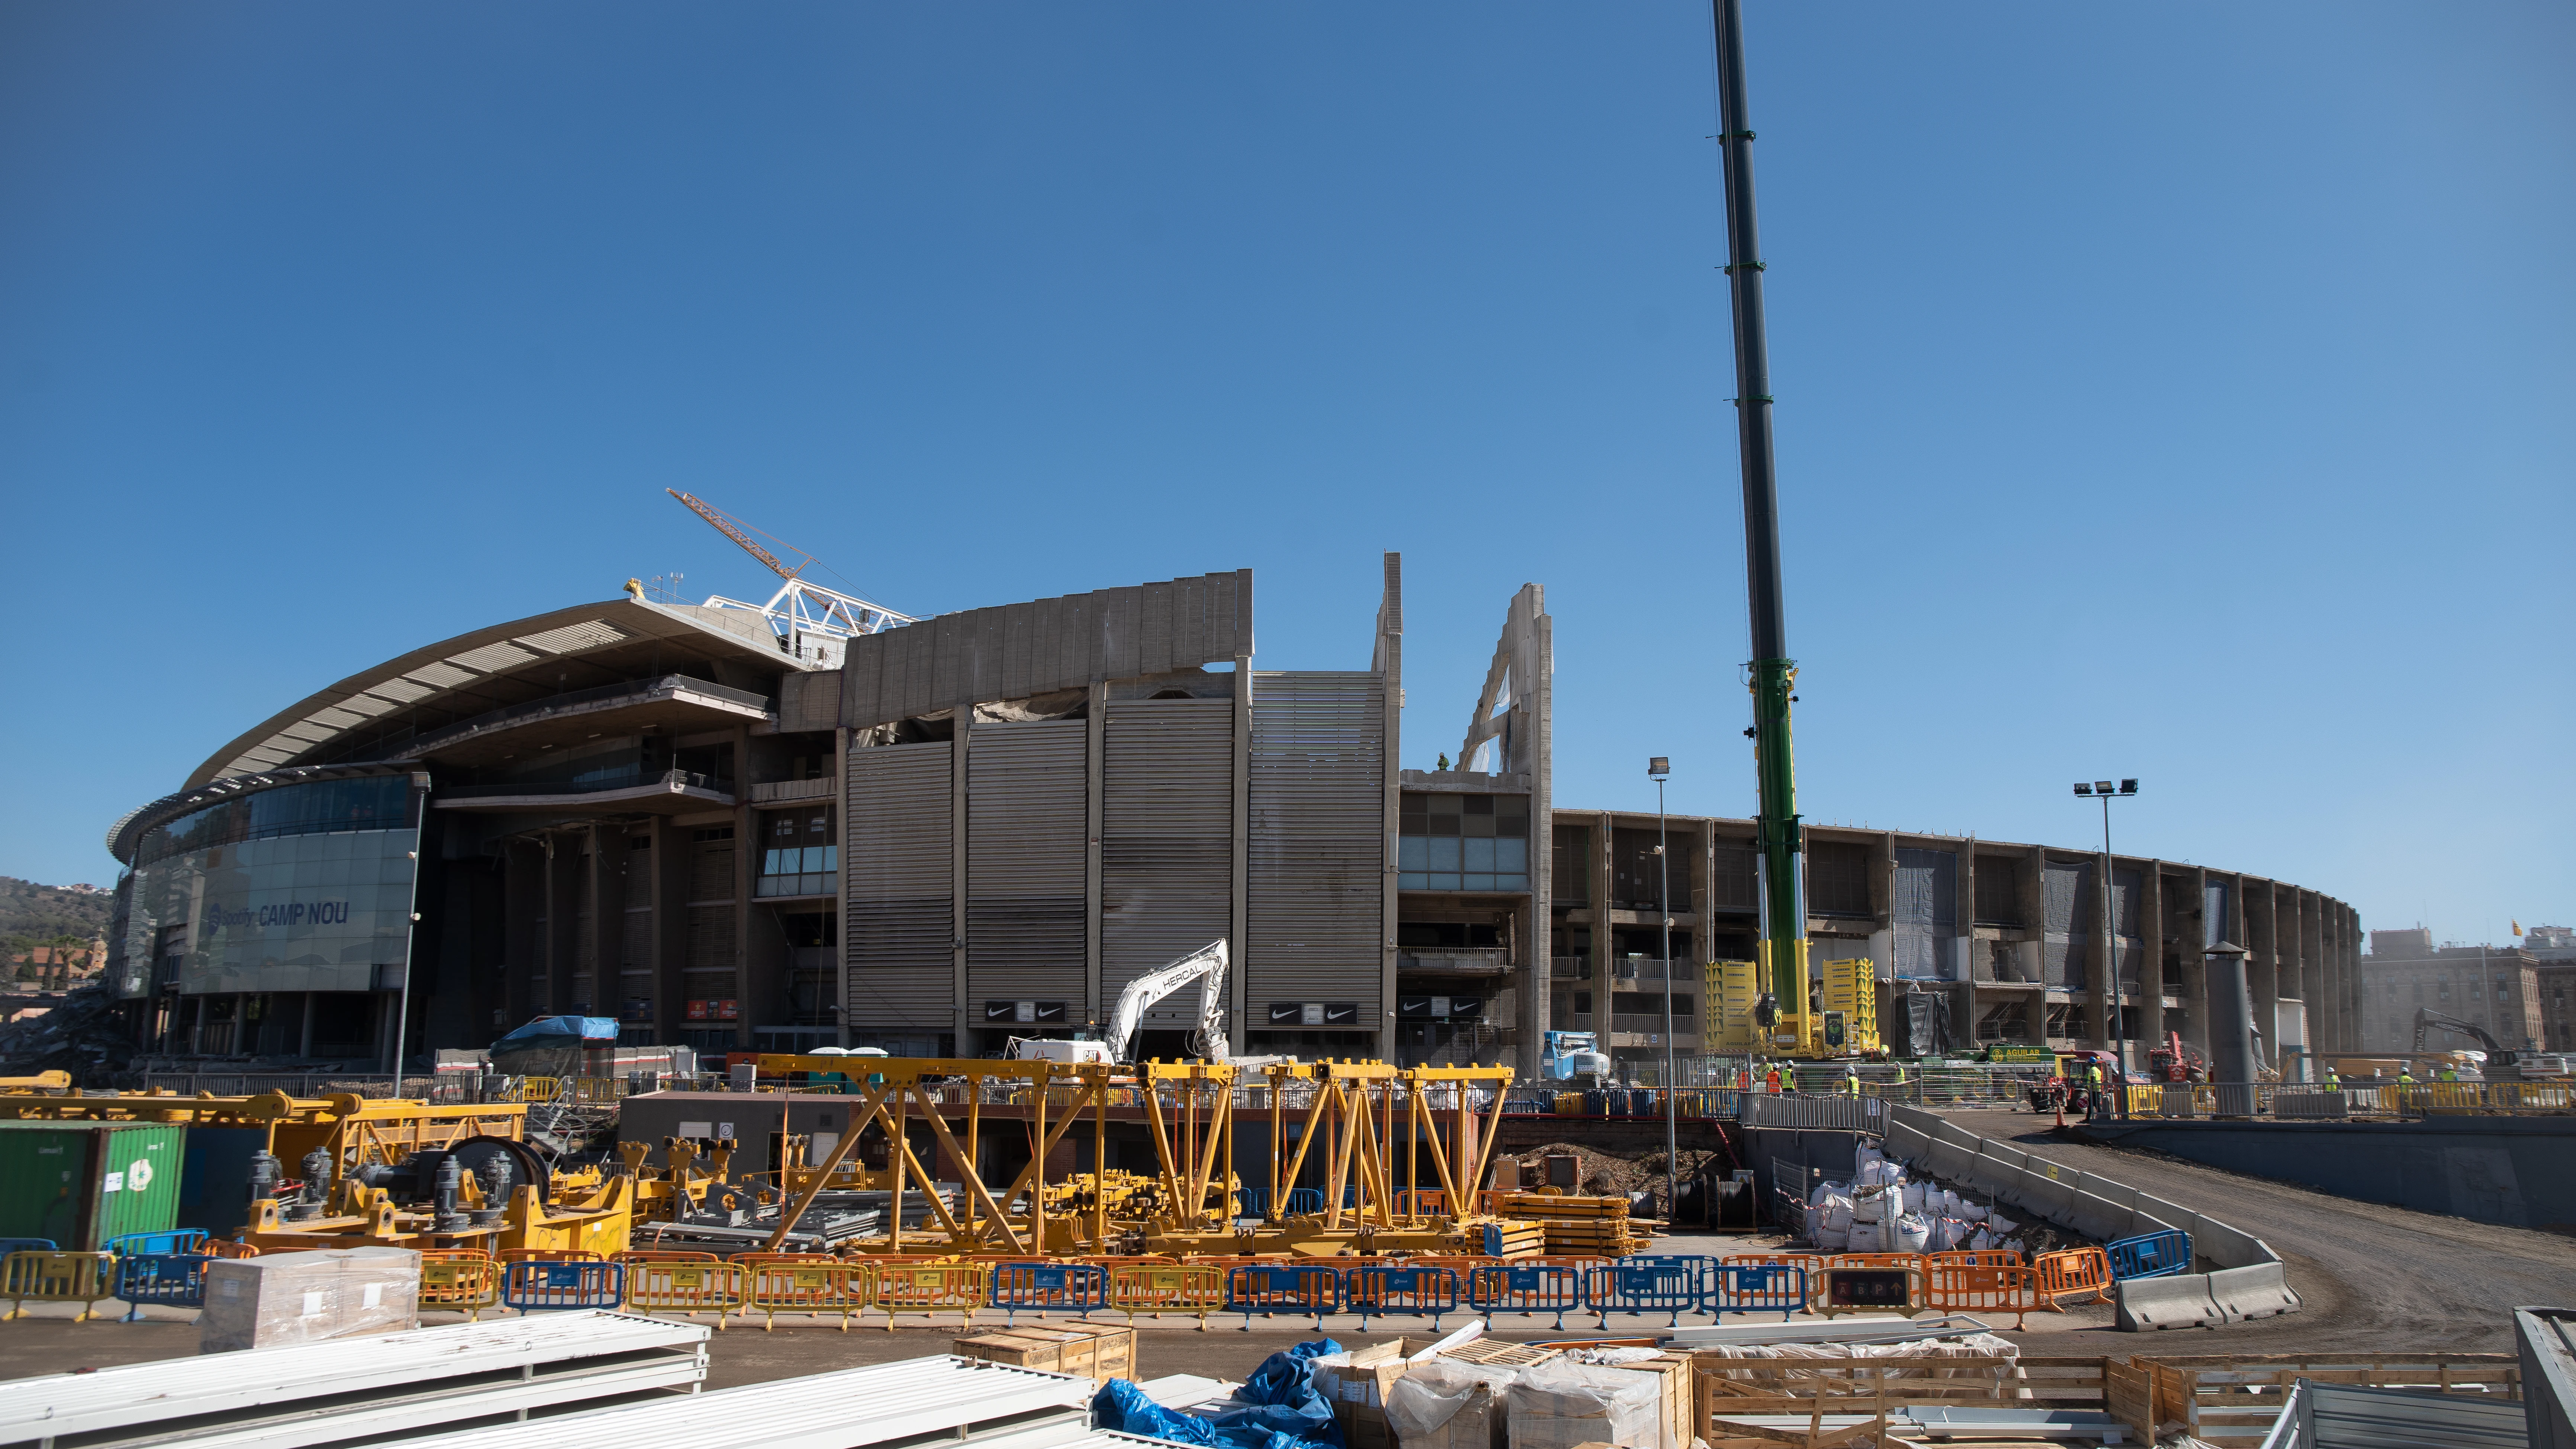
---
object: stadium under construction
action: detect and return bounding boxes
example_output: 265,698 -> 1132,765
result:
100,553 -> 2358,1080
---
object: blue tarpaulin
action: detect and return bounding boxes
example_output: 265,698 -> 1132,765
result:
492,1015 -> 619,1048
1092,1339 -> 1344,1449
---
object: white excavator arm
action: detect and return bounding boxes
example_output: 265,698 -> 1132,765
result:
1103,939 -> 1230,1063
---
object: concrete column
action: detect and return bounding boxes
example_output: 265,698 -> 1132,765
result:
1377,668 -> 1400,1068
2249,883 -> 2280,1070
1231,660 -> 1252,1056
1086,680 -> 1108,1036
1591,813 -> 1613,984
835,724 -> 851,1048
2181,865 -> 2211,1050
2019,845 -> 2047,992
732,725 -> 755,1050
545,834 -> 581,1017
2137,867 -> 2166,1056
654,817 -> 689,1043
584,824 -> 611,1017
951,718 -> 972,1056
1867,832 -> 1896,985
2300,892 -> 2326,1044
502,840 -> 540,1032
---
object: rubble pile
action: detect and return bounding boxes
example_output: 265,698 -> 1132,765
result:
0,981 -> 134,1082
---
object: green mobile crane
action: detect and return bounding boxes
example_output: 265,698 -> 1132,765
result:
1714,0 -> 1820,1055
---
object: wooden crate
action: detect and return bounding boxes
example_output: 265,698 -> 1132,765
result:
954,1320 -> 1136,1383
2132,1355 -> 2521,1445
1691,1355 -> 2027,1449
1444,1340 -> 1562,1371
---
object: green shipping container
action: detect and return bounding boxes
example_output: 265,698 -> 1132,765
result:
0,1121 -> 187,1250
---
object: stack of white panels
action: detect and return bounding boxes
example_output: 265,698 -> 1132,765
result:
2,1311 -> 708,1449
368,1357 -> 1114,1449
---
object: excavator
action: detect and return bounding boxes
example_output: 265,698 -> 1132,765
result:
2412,1007 -> 2527,1080
1008,939 -> 1233,1066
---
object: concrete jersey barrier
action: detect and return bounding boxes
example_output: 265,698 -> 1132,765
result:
1876,1104 -> 2298,1332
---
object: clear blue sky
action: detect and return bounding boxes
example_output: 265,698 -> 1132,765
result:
3,3 -> 2567,949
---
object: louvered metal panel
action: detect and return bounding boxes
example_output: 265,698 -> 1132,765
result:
844,741 -> 953,1028
966,721 -> 1086,1002
1247,673 -> 1384,1023
1104,699 -> 1233,1024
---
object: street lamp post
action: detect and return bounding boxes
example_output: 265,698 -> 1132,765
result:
2073,778 -> 2138,1120
1651,756 -> 1677,1217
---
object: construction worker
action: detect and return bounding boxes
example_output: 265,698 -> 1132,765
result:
2086,1060 -> 2107,1119
2324,1065 -> 2340,1091
2399,1066 -> 2417,1085
1765,1063 -> 1783,1095
2439,1063 -> 2459,1083
1844,1066 -> 1862,1097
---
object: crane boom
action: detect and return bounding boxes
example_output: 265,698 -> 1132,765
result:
1713,0 -> 1812,1052
669,490 -> 802,580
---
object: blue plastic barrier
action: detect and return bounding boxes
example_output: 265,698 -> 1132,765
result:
1585,1257 -> 1702,1327
1710,1263 -> 1804,1321
114,1253 -> 209,1320
1225,1263 -> 1343,1331
2105,1229 -> 2194,1281
0,1240 -> 57,1259
1465,1261 -> 1586,1330
1346,1264 -> 1459,1331
501,1260 -> 625,1313
105,1230 -> 207,1258
1284,1188 -> 1325,1216
990,1261 -> 1109,1325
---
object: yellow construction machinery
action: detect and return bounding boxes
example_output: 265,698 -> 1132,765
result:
1703,957 -> 1880,1057
0,1088 -> 637,1255
740,1054 -> 1521,1258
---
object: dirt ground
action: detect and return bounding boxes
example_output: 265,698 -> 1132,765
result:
1944,1106 -> 2576,1352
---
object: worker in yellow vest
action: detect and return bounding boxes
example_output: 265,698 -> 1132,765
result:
1844,1066 -> 1862,1097
2324,1066 -> 2340,1091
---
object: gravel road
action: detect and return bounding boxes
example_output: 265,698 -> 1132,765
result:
1944,1107 -> 2576,1352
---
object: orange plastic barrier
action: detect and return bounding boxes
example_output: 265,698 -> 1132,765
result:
746,1259 -> 864,1332
870,1262 -> 989,1332
1923,1260 -> 2042,1329
2034,1246 -> 2112,1308
419,1250 -> 499,1320
1930,1249 -> 2023,1269
1808,1263 -> 1925,1318
625,1259 -> 748,1327
1105,1262 -> 1226,1331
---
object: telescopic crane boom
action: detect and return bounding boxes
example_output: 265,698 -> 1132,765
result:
1712,0 -> 1812,1052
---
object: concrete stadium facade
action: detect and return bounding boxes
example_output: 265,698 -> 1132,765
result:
102,555 -> 2360,1077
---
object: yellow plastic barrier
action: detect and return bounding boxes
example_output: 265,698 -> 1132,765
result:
869,1262 -> 988,1332
624,1259 -> 748,1327
419,1250 -> 499,1320
747,1259 -> 865,1332
1104,1262 -> 1226,1331
1923,1260 -> 2042,1329
1,1250 -> 118,1321
518,1076 -> 563,1103
2033,1246 -> 2111,1308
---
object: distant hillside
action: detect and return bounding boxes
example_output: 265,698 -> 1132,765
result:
0,877 -> 115,944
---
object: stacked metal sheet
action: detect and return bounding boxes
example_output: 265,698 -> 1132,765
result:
0,1311 -> 707,1449
368,1356 -> 1114,1449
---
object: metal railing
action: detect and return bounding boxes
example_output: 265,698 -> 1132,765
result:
439,768 -> 729,801
2109,1079 -> 2576,1120
135,1072 -> 438,1099
748,776 -> 839,804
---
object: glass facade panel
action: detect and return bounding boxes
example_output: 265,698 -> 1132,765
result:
117,805 -> 419,999
1396,790 -> 1530,892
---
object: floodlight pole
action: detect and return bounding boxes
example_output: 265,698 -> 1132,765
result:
1652,759 -> 1677,1217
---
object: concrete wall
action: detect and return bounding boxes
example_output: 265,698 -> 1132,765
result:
2075,1116 -> 2576,1234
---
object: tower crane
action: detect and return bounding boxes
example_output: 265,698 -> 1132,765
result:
661,490 -> 916,647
